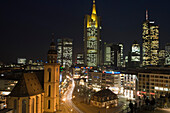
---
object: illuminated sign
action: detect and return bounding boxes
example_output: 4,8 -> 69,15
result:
103,71 -> 120,74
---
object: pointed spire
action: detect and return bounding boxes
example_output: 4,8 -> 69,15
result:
50,33 -> 56,48
52,33 -> 54,42
146,9 -> 148,20
92,0 -> 96,15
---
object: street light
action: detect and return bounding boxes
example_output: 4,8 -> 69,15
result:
62,98 -> 66,102
106,106 -> 109,113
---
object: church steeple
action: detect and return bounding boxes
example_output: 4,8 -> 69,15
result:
44,33 -> 60,112
47,33 -> 57,63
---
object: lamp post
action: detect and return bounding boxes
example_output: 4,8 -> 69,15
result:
106,106 -> 109,113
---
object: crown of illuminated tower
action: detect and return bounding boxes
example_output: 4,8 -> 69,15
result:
91,0 -> 97,21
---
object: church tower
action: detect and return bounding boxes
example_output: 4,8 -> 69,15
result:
44,34 -> 60,112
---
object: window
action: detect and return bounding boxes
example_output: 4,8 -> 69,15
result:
22,99 -> 26,113
48,100 -> 50,109
48,68 -> 51,82
48,85 -> 51,97
32,98 -> 34,113
14,99 -> 17,113
36,96 -> 39,113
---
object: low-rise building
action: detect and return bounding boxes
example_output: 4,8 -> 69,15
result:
90,89 -> 118,108
88,71 -> 121,94
137,68 -> 170,99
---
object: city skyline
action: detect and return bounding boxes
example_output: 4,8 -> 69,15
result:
1,0 -> 170,63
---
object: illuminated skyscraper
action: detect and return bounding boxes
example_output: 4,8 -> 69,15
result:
84,0 -> 102,67
76,53 -> 84,65
118,43 -> 124,67
159,49 -> 166,66
57,38 -> 73,68
142,10 -> 159,66
130,41 -> 141,67
165,43 -> 170,65
104,42 -> 121,67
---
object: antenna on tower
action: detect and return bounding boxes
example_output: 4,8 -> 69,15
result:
146,9 -> 148,20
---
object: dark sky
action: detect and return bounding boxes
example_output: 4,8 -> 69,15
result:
1,0 -> 170,63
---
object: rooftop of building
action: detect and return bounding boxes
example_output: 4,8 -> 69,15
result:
0,108 -> 13,113
92,89 -> 118,98
124,67 -> 170,75
8,72 -> 44,97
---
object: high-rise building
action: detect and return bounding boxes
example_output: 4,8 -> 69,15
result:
44,36 -> 60,112
130,41 -> 141,67
57,38 -> 73,68
142,10 -> 159,66
165,43 -> 170,65
104,42 -> 121,67
118,43 -> 124,67
159,49 -> 166,66
84,0 -> 102,67
17,58 -> 26,65
76,53 -> 84,65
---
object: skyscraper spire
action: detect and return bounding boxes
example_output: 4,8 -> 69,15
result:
92,0 -> 96,15
91,0 -> 97,21
52,33 -> 54,42
146,9 -> 148,20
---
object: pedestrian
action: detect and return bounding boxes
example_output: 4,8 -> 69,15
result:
145,97 -> 150,110
164,102 -> 168,108
134,101 -> 137,113
150,98 -> 155,111
129,100 -> 134,113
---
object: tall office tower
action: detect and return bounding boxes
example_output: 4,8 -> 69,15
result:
76,53 -> 84,65
57,38 -> 73,68
84,0 -> 102,67
130,41 -> 141,67
165,43 -> 170,65
159,50 -> 166,66
142,10 -> 159,66
104,42 -> 121,67
44,35 -> 60,112
118,43 -> 124,67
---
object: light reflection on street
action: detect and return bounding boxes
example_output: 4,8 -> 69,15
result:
61,79 -> 84,113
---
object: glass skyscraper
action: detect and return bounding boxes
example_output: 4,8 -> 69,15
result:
142,10 -> 159,66
84,0 -> 102,67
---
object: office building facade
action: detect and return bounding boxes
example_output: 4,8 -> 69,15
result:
57,38 -> 73,68
165,43 -> 170,65
104,43 -> 121,67
130,41 -> 141,67
84,0 -> 102,67
142,10 -> 159,66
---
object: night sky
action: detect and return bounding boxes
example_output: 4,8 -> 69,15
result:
1,0 -> 170,63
